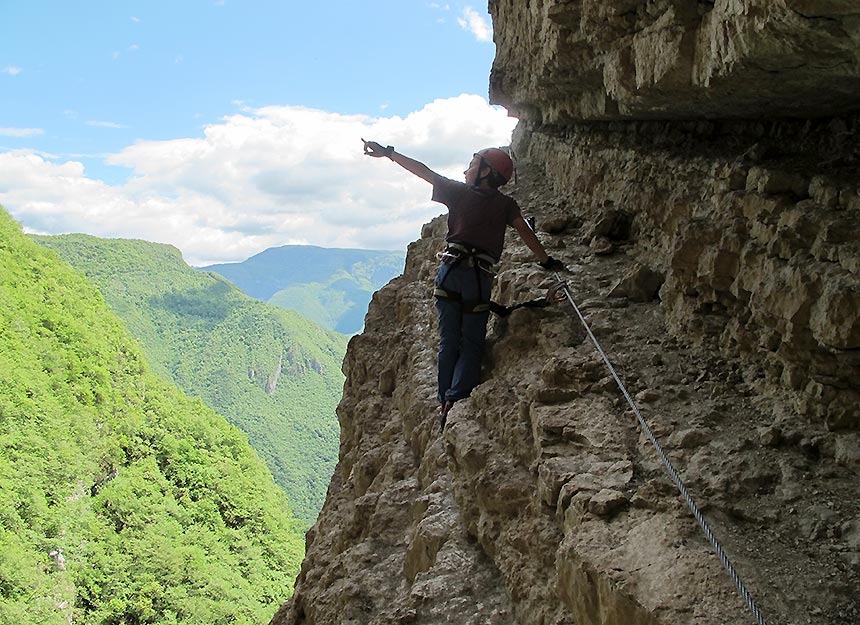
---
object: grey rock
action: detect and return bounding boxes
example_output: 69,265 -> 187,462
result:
608,265 -> 665,302
490,0 -> 860,121
587,489 -> 628,517
590,236 -> 615,256
834,434 -> 860,467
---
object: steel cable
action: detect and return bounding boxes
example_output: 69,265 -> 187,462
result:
553,272 -> 769,625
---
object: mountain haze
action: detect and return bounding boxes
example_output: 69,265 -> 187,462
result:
33,234 -> 348,526
200,245 -> 404,334
0,207 -> 305,624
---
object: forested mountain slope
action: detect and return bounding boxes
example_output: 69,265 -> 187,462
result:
0,207 -> 305,624
33,234 -> 348,526
200,245 -> 404,334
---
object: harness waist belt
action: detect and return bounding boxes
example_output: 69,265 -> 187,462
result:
433,287 -> 492,314
439,242 -> 498,275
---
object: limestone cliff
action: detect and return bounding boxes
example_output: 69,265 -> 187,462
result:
271,2 -> 859,624
490,0 -> 860,121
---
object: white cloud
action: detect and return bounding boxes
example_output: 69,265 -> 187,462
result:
0,127 -> 44,137
2,66 -> 22,76
0,95 -> 518,266
231,99 -> 253,112
86,120 -> 128,129
457,7 -> 492,42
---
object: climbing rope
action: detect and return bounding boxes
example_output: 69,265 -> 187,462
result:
552,272 -> 769,625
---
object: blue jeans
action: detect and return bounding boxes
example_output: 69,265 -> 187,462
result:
435,262 -> 492,404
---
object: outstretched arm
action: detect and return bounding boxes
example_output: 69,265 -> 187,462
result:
363,139 -> 441,184
389,151 -> 440,184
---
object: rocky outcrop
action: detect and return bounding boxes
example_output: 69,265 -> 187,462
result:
265,350 -> 326,393
266,354 -> 284,394
513,115 -> 860,432
271,163 -> 859,624
490,0 -> 860,122
270,2 -> 860,625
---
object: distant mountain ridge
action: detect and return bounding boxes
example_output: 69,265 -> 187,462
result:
33,234 -> 347,527
199,245 -> 405,334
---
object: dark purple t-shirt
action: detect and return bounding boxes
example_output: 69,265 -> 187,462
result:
431,176 -> 522,262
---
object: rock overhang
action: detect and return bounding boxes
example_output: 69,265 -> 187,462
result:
489,0 -> 860,123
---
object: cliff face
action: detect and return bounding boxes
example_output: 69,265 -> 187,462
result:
489,0 -> 860,121
271,3 -> 860,625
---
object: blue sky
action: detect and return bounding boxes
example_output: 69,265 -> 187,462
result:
0,1 -> 517,264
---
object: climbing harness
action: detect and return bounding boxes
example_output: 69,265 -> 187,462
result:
436,242 -> 498,274
488,280 -> 567,317
551,271 -> 770,625
433,288 -> 492,314
434,242 -> 497,314
434,243 -> 566,317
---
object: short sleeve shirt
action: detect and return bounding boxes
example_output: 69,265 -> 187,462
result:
431,176 -> 522,262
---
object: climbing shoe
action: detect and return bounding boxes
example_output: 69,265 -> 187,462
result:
438,400 -> 455,433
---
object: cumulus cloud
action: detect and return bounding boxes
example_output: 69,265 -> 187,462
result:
0,127 -> 43,137
0,95 -> 518,266
2,66 -> 22,76
458,7 -> 492,42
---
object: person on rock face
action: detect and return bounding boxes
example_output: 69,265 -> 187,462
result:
362,139 -> 564,430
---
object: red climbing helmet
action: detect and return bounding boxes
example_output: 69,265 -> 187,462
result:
475,147 -> 514,184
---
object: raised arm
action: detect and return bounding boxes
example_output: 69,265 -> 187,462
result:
362,139 -> 440,184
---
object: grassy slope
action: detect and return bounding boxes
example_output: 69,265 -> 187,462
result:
33,234 -> 347,526
0,208 -> 305,624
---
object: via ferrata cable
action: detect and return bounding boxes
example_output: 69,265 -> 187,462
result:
552,271 -> 769,625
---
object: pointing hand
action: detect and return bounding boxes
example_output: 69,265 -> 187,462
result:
362,139 -> 394,158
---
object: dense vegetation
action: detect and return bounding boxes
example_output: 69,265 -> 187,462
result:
201,245 -> 404,334
0,208 -> 305,624
33,235 -> 348,526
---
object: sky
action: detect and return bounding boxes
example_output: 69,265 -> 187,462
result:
0,1 -> 518,265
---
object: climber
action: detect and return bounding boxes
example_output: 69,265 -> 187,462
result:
362,139 -> 564,430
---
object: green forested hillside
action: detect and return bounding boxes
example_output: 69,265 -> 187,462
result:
200,245 -> 404,334
33,234 -> 347,526
0,208 -> 304,624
